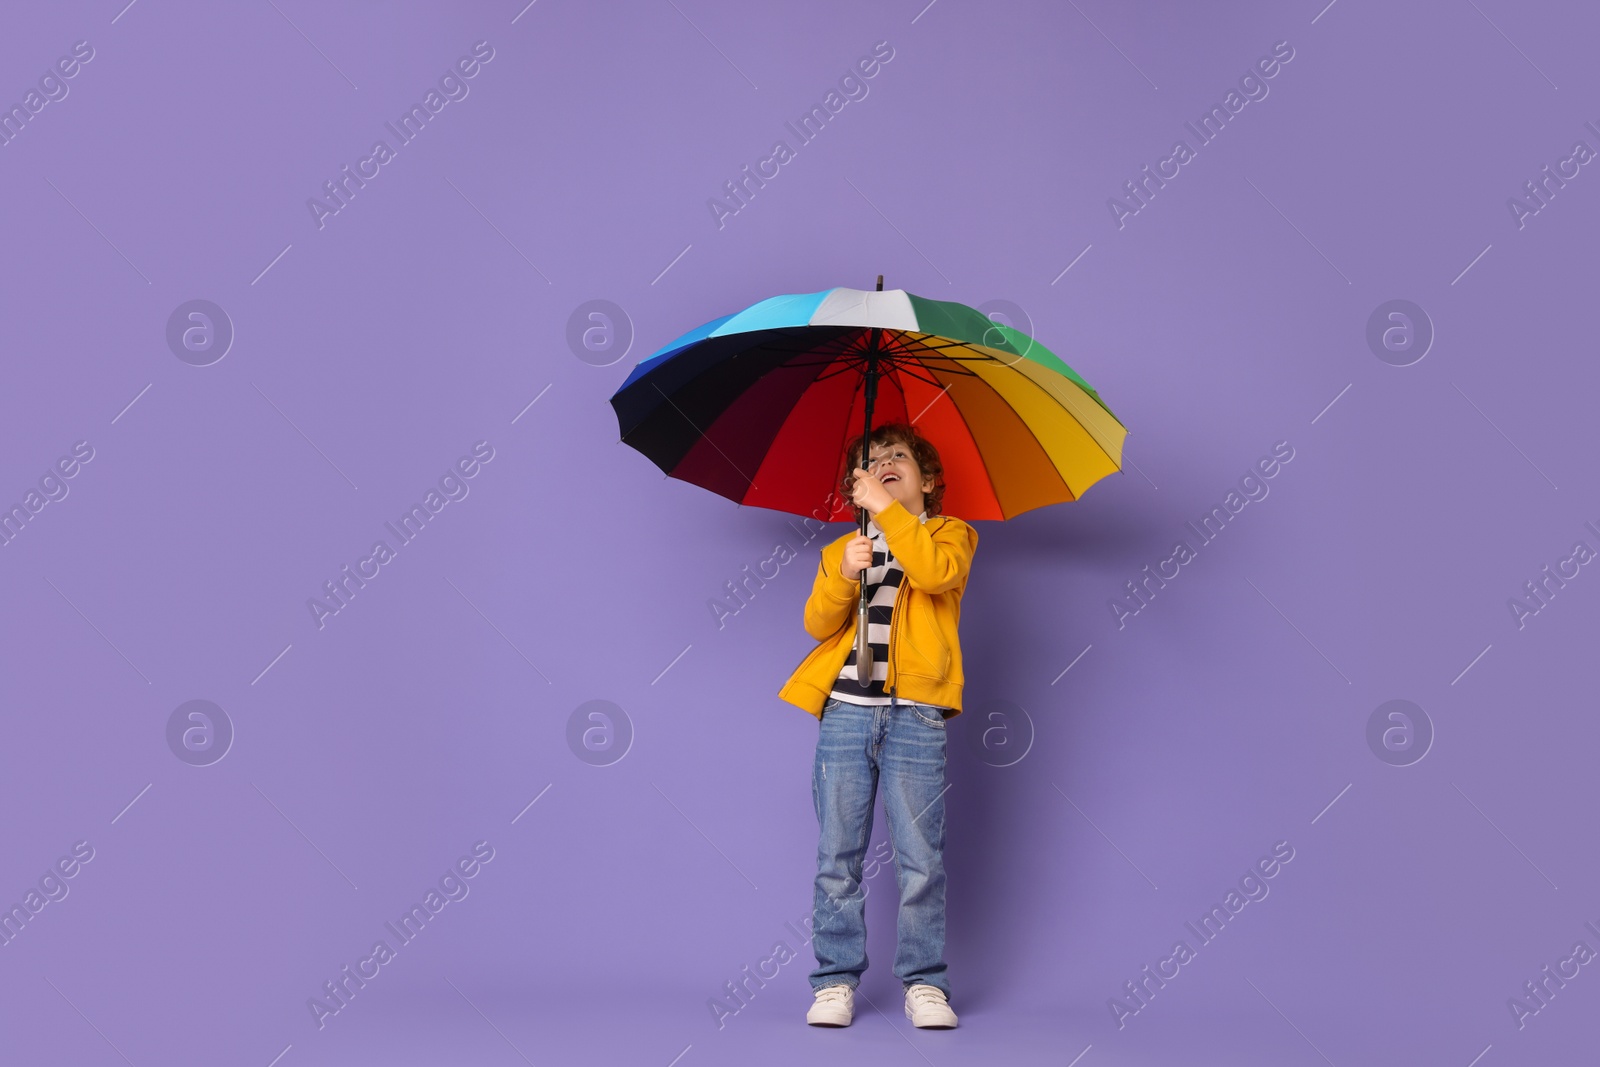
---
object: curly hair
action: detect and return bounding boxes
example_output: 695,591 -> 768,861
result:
837,421 -> 947,521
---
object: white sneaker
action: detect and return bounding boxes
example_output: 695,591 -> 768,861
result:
806,983 -> 855,1026
904,984 -> 958,1028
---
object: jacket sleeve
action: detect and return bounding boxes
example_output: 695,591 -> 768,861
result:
803,539 -> 858,641
874,498 -> 978,594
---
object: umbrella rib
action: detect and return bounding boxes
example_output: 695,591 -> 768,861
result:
809,362 -> 873,382
902,338 -> 997,352
896,349 -> 987,377
907,339 -> 1028,359
793,357 -> 964,376
884,360 -> 951,392
782,347 -> 989,377
750,329 -> 1010,366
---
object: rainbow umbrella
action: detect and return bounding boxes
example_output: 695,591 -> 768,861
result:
609,277 -> 1127,681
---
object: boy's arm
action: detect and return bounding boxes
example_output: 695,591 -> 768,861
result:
874,498 -> 978,594
803,541 -> 858,641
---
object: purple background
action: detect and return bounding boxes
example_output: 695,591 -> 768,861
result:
3,1 -> 1597,1064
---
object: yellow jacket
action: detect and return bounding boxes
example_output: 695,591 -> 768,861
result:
779,498 -> 978,719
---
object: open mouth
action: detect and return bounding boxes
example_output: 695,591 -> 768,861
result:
881,474 -> 900,484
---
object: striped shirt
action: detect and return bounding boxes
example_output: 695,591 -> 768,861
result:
830,509 -> 952,712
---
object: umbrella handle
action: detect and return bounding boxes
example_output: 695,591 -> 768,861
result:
855,586 -> 874,687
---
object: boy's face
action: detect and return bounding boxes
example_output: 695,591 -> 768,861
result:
862,438 -> 934,517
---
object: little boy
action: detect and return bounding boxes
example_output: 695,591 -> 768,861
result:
778,422 -> 979,1030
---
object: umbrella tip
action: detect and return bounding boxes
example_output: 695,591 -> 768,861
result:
876,274 -> 883,292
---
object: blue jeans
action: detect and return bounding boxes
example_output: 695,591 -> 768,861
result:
809,694 -> 951,996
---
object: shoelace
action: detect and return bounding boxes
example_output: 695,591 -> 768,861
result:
816,986 -> 851,1004
908,986 -> 947,1008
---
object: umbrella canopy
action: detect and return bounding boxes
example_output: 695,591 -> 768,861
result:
609,285 -> 1126,522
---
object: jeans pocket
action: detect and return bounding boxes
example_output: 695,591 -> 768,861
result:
909,704 -> 946,729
